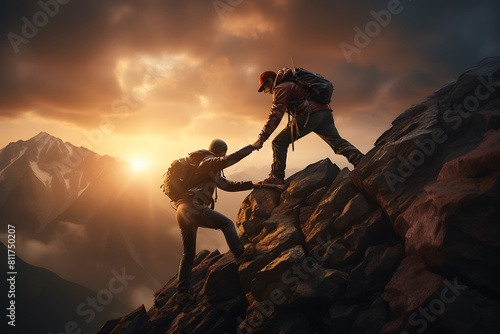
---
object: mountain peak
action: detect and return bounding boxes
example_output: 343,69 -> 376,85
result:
30,131 -> 62,145
34,131 -> 51,139
0,130 -> 109,227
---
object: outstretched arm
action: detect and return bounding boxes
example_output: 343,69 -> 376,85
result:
216,175 -> 253,192
199,144 -> 255,172
257,83 -> 291,144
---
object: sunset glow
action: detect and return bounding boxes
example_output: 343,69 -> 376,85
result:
1,2 -> 499,331
130,158 -> 149,172
1,1 -> 499,179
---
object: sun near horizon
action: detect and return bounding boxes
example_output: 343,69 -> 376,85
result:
130,157 -> 150,172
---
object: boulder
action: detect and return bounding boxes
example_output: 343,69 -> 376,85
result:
200,253 -> 242,302
345,244 -> 404,302
237,188 -> 281,241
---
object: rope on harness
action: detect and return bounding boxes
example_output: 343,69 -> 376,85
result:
288,112 -> 300,152
288,99 -> 313,151
211,169 -> 224,209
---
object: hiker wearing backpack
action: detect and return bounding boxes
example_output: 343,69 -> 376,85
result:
253,68 -> 365,184
171,139 -> 265,305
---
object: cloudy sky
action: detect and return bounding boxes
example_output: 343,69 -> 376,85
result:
1,0 -> 500,178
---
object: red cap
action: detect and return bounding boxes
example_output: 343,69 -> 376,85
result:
258,71 -> 276,92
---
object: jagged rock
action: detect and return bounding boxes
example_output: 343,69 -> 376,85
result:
107,305 -> 148,334
349,57 -> 500,333
240,307 -> 318,334
298,186 -> 328,226
345,244 -> 404,302
250,245 -> 347,307
239,220 -> 303,292
350,296 -> 388,334
250,246 -> 306,302
383,275 -> 500,334
103,57 -> 500,334
425,286 -> 500,333
200,253 -> 242,302
303,169 -> 360,252
98,319 -> 120,334
261,309 -> 321,334
331,192 -> 374,236
380,255 -> 444,332
237,188 -> 281,241
323,301 -> 368,334
322,209 -> 396,271
279,159 -> 340,205
152,251 -> 215,310
165,294 -> 247,334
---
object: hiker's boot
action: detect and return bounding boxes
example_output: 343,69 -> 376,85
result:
261,174 -> 285,185
234,244 -> 257,265
350,153 -> 365,168
174,291 -> 195,305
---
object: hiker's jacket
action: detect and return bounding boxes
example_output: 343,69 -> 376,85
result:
182,145 -> 254,207
259,68 -> 331,141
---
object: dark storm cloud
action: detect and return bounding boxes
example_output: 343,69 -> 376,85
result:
390,70 -> 438,102
384,0 -> 500,75
0,0 -> 499,126
0,0 -> 221,124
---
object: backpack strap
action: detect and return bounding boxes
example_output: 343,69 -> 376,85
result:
286,98 -> 312,152
210,170 -> 223,210
303,100 -> 312,127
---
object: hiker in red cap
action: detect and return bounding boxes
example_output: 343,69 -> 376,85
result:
253,68 -> 365,184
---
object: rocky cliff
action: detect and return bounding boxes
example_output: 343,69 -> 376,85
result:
100,57 -> 500,334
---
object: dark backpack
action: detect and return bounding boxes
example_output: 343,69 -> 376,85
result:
290,67 -> 334,105
160,156 -> 198,202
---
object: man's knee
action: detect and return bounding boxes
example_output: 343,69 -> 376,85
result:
272,136 -> 291,149
220,217 -> 235,231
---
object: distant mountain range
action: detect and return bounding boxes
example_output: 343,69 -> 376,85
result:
1,242 -> 128,333
0,132 -> 184,317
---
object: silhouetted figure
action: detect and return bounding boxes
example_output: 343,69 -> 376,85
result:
173,139 -> 260,305
253,69 -> 364,184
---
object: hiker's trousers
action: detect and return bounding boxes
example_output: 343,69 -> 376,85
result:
271,110 -> 362,178
175,201 -> 243,292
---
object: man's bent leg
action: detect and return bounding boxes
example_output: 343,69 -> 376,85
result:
270,127 -> 292,180
315,112 -> 364,166
270,115 -> 316,179
196,207 -> 244,254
